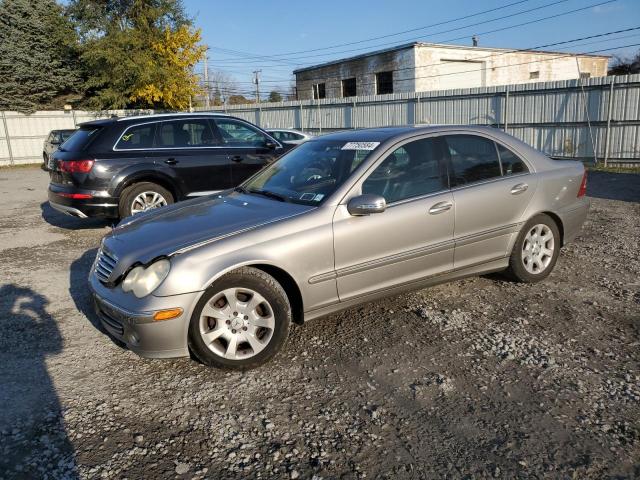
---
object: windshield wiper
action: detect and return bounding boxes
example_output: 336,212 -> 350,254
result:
234,186 -> 247,194
247,188 -> 288,202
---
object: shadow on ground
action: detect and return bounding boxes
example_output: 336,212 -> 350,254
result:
69,249 -> 127,353
587,171 -> 640,203
0,284 -> 78,478
40,201 -> 113,230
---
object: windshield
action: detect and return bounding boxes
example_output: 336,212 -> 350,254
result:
60,131 -> 75,142
60,127 -> 101,152
242,139 -> 378,205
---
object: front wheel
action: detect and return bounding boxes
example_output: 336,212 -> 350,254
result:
507,214 -> 560,283
188,267 -> 291,370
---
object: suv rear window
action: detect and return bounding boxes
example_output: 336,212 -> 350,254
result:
60,127 -> 101,152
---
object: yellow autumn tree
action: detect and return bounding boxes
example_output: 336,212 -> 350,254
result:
130,25 -> 206,110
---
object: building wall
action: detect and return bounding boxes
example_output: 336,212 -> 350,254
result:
295,47 -> 416,100
295,44 -> 608,99
413,45 -> 608,92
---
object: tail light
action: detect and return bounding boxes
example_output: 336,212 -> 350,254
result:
59,159 -> 94,173
577,171 -> 587,198
57,192 -> 93,199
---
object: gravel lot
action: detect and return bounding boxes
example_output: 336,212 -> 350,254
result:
0,166 -> 638,479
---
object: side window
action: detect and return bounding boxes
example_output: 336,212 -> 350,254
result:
446,135 -> 501,186
271,131 -> 284,141
116,124 -> 155,150
497,143 -> 529,175
156,120 -> 217,148
362,138 -> 448,203
215,119 -> 268,147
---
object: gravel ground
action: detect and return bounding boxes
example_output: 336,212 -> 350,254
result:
0,167 -> 638,479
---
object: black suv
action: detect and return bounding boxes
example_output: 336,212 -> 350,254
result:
48,113 -> 285,219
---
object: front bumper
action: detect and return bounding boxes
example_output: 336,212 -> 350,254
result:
48,185 -> 119,218
90,275 -> 200,359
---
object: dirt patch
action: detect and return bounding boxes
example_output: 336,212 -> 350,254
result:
0,167 -> 638,478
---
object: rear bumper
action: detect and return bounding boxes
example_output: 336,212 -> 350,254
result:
48,185 -> 119,218
558,198 -> 590,245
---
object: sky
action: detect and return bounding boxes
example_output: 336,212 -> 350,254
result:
183,0 -> 640,96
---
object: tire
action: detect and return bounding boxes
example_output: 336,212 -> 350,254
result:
507,214 -> 561,283
188,267 -> 292,370
118,182 -> 173,218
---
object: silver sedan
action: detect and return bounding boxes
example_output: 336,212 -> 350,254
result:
89,125 -> 589,369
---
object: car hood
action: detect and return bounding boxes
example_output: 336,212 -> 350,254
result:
102,192 -> 313,277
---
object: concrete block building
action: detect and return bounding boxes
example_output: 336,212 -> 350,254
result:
293,42 -> 609,100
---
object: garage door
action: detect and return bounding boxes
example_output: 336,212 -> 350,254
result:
439,60 -> 485,90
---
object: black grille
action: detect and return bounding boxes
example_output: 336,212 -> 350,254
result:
95,248 -> 118,283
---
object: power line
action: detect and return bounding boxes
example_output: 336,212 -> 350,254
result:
211,0 -> 617,67
207,26 -> 640,86
210,0 -> 533,60
314,41 -> 640,94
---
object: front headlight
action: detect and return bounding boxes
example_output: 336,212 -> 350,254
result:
121,259 -> 170,298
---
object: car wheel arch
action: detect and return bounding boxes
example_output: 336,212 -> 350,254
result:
116,173 -> 181,201
195,261 -> 305,326
538,211 -> 565,246
516,210 -> 565,249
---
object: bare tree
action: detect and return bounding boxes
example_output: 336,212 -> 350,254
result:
206,70 -> 240,106
608,50 -> 640,75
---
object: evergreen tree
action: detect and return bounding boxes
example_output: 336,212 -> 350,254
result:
267,90 -> 283,103
0,0 -> 80,112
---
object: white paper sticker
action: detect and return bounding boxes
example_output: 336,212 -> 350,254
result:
341,141 -> 380,151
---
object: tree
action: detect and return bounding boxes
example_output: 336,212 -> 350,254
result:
69,0 -> 204,109
267,90 -> 283,103
228,95 -> 253,105
130,25 -> 206,109
208,70 -> 239,106
608,50 -> 640,75
0,0 -> 80,112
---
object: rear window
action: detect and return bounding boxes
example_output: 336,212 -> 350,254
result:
60,127 -> 101,152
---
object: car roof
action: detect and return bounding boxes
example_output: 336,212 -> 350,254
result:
309,125 -> 499,143
78,112 -> 232,128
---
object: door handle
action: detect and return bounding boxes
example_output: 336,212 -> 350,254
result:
230,155 -> 243,163
164,158 -> 178,165
510,183 -> 528,195
429,201 -> 453,215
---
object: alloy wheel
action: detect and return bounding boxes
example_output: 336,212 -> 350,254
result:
130,191 -> 167,214
522,224 -> 555,274
198,288 -> 276,360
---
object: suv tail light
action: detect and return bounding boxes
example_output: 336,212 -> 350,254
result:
577,171 -> 587,198
59,159 -> 95,173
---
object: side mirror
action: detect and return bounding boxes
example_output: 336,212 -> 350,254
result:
265,140 -> 280,150
347,194 -> 387,216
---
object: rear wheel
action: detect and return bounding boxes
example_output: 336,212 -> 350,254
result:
119,182 -> 173,218
507,214 -> 560,283
188,267 -> 291,370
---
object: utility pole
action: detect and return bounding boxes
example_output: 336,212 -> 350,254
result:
253,70 -> 261,103
203,48 -> 210,109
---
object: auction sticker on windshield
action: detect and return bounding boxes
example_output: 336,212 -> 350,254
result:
341,142 -> 380,150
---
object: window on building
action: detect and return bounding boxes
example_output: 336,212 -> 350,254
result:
313,83 -> 326,99
376,71 -> 393,95
529,71 -> 540,80
342,78 -> 357,97
580,72 -> 591,79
